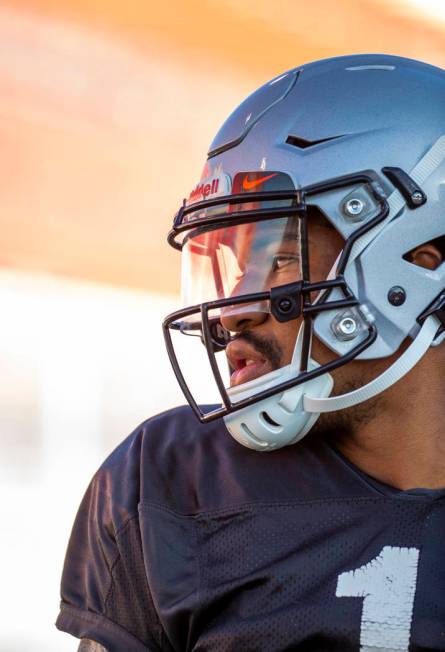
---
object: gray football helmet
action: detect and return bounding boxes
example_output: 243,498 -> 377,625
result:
163,54 -> 445,451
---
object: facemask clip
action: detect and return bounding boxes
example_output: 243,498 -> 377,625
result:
270,281 -> 303,323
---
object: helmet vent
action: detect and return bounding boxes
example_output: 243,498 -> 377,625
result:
286,134 -> 345,150
261,411 -> 281,428
403,235 -> 445,270
345,65 -> 395,71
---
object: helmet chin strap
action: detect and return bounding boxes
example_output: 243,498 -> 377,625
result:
304,314 -> 440,414
224,315 -> 439,451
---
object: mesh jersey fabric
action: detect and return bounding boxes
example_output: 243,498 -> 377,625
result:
56,405 -> 445,651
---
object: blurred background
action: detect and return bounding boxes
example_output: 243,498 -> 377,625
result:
1,1 -> 445,649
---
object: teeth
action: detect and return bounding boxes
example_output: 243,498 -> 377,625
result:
245,359 -> 257,366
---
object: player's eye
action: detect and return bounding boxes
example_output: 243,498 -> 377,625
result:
271,254 -> 300,272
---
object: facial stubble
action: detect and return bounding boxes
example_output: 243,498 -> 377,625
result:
231,330 -> 384,445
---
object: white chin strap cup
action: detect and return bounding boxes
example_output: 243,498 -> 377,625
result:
224,325 -> 333,451
224,315 -> 439,452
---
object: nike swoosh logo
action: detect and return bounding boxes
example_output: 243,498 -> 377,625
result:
242,173 -> 278,191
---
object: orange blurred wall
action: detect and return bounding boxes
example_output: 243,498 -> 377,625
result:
1,0 -> 445,294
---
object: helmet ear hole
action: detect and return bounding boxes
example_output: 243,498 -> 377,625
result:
403,236 -> 445,270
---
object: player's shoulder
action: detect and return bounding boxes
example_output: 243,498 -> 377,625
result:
101,404 -> 229,474
90,406 -> 379,525
92,404 -> 233,520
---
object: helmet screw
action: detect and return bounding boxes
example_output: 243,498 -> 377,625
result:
388,286 -> 406,306
338,317 -> 358,337
278,297 -> 293,313
331,313 -> 359,341
344,198 -> 365,217
411,191 -> 424,206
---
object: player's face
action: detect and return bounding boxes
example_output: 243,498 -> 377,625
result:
220,217 -> 345,387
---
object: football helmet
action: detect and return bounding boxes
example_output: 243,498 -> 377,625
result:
163,54 -> 445,451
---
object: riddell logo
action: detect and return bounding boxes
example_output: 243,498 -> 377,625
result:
189,178 -> 220,202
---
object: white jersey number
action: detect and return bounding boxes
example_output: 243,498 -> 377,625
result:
336,546 -> 419,652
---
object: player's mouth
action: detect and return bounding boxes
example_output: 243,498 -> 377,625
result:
226,339 -> 273,387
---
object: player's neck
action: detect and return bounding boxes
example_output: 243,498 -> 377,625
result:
335,368 -> 445,491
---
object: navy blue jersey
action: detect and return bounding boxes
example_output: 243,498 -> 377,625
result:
56,406 -> 445,651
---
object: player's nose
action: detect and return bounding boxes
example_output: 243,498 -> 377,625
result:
220,302 -> 268,333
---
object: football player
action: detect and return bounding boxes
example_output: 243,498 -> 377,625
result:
57,54 -> 445,651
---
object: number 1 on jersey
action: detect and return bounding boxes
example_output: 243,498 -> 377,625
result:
336,546 -> 419,652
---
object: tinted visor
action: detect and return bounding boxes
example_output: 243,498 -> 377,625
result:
181,216 -> 302,309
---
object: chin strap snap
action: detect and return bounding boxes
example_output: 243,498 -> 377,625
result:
304,314 -> 440,414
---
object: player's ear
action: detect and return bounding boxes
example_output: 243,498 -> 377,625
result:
406,242 -> 443,270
